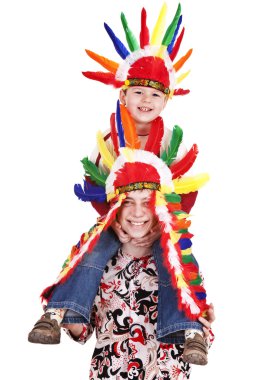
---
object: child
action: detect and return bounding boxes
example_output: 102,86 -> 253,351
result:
29,120 -> 214,368
82,2 -> 198,237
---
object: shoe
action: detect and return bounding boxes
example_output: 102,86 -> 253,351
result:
28,312 -> 61,344
183,333 -> 208,365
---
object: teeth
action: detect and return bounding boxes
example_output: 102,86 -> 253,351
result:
139,107 -> 151,112
130,222 -> 145,226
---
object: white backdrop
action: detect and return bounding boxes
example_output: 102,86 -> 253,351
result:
1,0 -> 255,379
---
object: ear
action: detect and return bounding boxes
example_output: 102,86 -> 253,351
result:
119,89 -> 126,106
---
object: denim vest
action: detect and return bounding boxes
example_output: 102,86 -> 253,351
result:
48,228 -> 202,344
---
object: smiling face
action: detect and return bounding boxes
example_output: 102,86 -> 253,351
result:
117,189 -> 155,240
119,87 -> 167,132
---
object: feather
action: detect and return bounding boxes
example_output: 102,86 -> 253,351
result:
176,70 -> 190,84
120,13 -> 139,52
140,8 -> 149,48
81,157 -> 107,186
164,193 -> 181,203
167,15 -> 182,55
171,144 -> 198,179
169,27 -> 185,61
174,88 -> 190,96
96,131 -> 115,170
173,48 -> 193,72
144,116 -> 164,155
162,3 -> 182,47
85,50 -> 118,73
110,113 -> 119,156
120,104 -> 140,149
161,125 -> 183,166
173,173 -> 209,194
82,71 -> 123,88
116,100 -> 126,147
150,2 -> 167,46
104,22 -> 130,59
74,180 -> 106,202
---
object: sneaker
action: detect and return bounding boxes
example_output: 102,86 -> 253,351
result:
28,312 -> 61,344
183,332 -> 208,365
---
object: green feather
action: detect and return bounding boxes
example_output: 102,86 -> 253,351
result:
164,193 -> 181,203
190,274 -> 203,286
161,125 -> 183,166
182,254 -> 196,264
121,12 -> 139,52
178,229 -> 188,233
81,157 -> 107,186
161,3 -> 181,47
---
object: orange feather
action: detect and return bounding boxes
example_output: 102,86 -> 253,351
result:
173,48 -> 193,72
85,49 -> 119,73
120,104 -> 140,149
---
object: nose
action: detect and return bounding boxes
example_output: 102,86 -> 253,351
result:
133,203 -> 144,218
142,93 -> 151,103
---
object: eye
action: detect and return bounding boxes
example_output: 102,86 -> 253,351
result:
153,93 -> 160,97
134,90 -> 142,95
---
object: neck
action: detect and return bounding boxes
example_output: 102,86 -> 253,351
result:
121,241 -> 152,259
135,121 -> 152,135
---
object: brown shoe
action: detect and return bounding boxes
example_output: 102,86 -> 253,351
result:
183,333 -> 208,365
28,312 -> 61,344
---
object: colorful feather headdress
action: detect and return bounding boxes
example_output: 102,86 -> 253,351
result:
83,2 -> 192,97
41,102 -> 209,320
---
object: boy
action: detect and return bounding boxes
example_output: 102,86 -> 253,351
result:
29,137 -> 214,368
62,188 -> 215,378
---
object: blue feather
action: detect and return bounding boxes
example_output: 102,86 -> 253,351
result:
179,237 -> 192,250
195,292 -> 207,300
104,22 -> 130,59
74,180 -> 106,203
167,15 -> 182,55
116,100 -> 126,147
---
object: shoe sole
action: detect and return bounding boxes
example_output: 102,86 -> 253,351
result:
28,331 -> 60,344
183,351 -> 208,366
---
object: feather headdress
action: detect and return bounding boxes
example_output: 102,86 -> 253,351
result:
82,2 -> 192,98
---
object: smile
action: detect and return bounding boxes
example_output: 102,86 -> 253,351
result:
129,221 -> 148,226
138,107 -> 152,112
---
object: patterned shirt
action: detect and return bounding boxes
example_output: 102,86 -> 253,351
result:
67,249 -> 214,379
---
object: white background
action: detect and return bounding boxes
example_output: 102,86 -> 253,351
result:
1,0 -> 255,378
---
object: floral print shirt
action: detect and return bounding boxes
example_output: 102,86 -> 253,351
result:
67,249 -> 214,379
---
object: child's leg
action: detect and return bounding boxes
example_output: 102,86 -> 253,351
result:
28,308 -> 66,344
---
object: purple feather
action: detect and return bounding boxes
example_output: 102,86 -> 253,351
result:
74,180 -> 106,203
116,100 -> 126,147
167,15 -> 182,55
104,22 -> 130,59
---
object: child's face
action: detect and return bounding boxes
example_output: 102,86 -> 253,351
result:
120,87 -> 168,128
117,189 -> 155,239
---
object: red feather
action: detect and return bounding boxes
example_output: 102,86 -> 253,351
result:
171,144 -> 199,178
169,27 -> 185,61
144,117 -> 164,155
140,8 -> 149,48
173,88 -> 190,96
82,71 -> 123,88
110,113 -> 119,156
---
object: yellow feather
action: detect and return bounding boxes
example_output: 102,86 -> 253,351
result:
173,173 -> 209,194
150,3 -> 167,46
181,247 -> 192,256
177,274 -> 188,289
170,231 -> 181,244
96,131 -> 114,170
176,70 -> 190,84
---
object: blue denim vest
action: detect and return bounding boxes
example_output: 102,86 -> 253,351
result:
48,228 -> 202,344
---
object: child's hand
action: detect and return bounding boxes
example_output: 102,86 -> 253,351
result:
61,323 -> 84,338
111,220 -> 131,243
131,224 -> 161,247
198,303 -> 215,338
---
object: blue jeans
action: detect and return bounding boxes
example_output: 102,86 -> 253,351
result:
47,229 -> 203,343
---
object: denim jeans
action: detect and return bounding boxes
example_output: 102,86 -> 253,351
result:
47,229 -> 203,343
